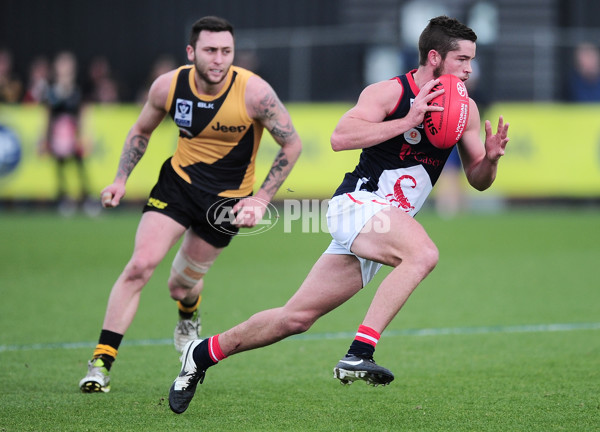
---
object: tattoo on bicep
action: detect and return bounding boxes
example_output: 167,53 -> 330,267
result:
256,92 -> 295,142
117,134 -> 148,179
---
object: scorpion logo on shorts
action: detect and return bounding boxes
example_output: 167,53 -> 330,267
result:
385,175 -> 416,212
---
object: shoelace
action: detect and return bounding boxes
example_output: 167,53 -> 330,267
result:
180,366 -> 206,388
176,320 -> 197,335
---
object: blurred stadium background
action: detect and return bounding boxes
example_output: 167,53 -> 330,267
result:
0,0 -> 599,209
1,4 -> 598,429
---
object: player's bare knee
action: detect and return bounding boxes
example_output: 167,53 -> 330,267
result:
284,319 -> 311,335
124,256 -> 158,283
417,240 -> 439,275
283,310 -> 317,335
392,240 -> 438,276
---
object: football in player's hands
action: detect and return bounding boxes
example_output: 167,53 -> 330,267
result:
424,74 -> 470,149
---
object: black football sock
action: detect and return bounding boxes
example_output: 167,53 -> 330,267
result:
178,296 -> 201,320
347,340 -> 375,358
93,329 -> 123,371
347,325 -> 380,358
191,339 -> 219,370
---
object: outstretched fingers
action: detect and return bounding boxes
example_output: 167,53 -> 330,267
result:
497,115 -> 510,139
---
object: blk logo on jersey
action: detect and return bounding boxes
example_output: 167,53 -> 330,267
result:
175,99 -> 193,127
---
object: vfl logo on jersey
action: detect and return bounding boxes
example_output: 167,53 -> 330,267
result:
175,99 -> 193,127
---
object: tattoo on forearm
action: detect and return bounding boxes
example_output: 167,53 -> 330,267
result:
116,134 -> 148,179
261,150 -> 290,195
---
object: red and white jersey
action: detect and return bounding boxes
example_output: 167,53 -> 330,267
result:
332,70 -> 455,216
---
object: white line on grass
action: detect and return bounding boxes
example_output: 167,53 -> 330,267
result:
292,321 -> 600,340
1,322 -> 599,352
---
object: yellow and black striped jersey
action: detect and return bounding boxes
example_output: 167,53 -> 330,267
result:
166,65 -> 263,197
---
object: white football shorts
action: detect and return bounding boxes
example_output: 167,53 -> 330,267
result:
323,191 -> 391,287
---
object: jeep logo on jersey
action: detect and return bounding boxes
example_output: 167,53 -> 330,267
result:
211,121 -> 247,133
174,99 -> 193,127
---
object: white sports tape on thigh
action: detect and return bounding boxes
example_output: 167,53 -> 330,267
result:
172,250 -> 213,286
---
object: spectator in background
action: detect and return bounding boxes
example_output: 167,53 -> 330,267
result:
41,51 -> 98,216
234,44 -> 261,73
136,54 -> 176,104
569,42 -> 600,102
83,55 -> 120,103
22,56 -> 50,104
0,48 -> 23,103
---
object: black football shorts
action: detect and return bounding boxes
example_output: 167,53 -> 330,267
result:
142,158 -> 246,248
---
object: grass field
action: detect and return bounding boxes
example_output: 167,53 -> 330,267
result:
0,206 -> 599,431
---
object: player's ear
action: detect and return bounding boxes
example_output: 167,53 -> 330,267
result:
186,45 -> 195,62
428,50 -> 440,66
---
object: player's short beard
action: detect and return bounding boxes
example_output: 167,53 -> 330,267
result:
433,61 -> 444,79
193,61 -> 230,85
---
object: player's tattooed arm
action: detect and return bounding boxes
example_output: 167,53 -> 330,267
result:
259,148 -> 291,197
255,90 -> 297,144
116,134 -> 149,181
251,79 -> 302,201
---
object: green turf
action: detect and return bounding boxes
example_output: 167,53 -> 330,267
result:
0,207 -> 599,431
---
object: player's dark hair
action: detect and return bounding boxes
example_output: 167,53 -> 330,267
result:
418,16 -> 477,65
189,16 -> 234,47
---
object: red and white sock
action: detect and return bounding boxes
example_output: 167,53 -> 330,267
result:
207,334 -> 227,363
347,325 -> 380,358
355,325 -> 380,348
